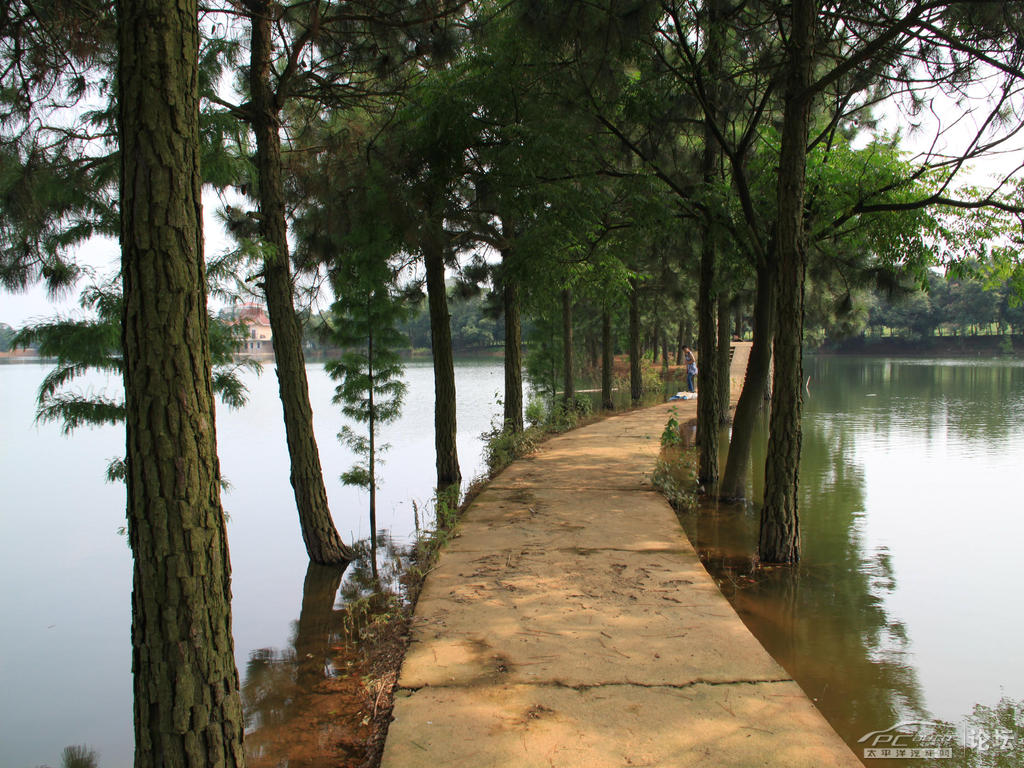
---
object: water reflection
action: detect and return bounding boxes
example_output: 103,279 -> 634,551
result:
675,359 -> 977,748
242,537 -> 405,768
676,355 -> 1024,758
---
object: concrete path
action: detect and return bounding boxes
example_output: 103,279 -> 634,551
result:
381,358 -> 861,767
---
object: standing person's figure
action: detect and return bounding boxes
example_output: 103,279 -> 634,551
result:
683,346 -> 698,392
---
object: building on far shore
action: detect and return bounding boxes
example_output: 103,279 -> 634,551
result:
226,303 -> 274,356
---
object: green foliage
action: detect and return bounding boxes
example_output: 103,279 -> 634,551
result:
639,358 -> 664,396
326,254 -> 408,495
481,421 -> 542,476
525,395 -> 547,428
660,409 -> 683,447
0,322 -> 15,351
401,291 -> 502,352
856,269 -> 1024,341
651,452 -> 698,515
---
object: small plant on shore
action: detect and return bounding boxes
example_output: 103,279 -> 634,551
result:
402,489 -> 463,601
548,394 -> 593,431
661,408 -> 683,447
482,421 -> 542,475
652,453 -> 698,514
41,745 -> 100,768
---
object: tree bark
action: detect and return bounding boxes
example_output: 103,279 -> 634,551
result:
601,309 -> 614,410
502,263 -> 524,432
661,327 -> 670,380
424,229 -> 461,494
717,292 -> 732,425
760,0 -> 815,565
628,278 -> 642,404
561,288 -> 575,408
675,322 -> 685,365
697,0 -> 723,489
118,1 -> 246,764
721,258 -> 776,500
696,238 -> 719,488
248,1 -> 352,565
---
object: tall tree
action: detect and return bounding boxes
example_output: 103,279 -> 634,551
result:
757,0 -> 815,564
561,287 -> 576,408
327,252 -> 407,582
239,0 -> 354,565
117,0 -> 246,763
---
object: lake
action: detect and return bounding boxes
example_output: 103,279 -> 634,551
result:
676,355 -> 1024,756
0,359 -> 506,768
3,355 -> 1022,766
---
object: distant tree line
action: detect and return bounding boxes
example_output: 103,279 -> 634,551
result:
865,272 -> 1024,339
804,269 -> 1024,343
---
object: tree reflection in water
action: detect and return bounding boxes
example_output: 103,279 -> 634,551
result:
242,535 -> 405,768
674,406 -> 929,751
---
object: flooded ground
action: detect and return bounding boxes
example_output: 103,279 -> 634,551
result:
671,356 -> 1024,763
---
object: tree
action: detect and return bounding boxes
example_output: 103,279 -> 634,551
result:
758,0 -> 816,565
236,0 -> 355,565
327,251 -> 408,582
117,0 -> 246,763
759,0 -> 1024,563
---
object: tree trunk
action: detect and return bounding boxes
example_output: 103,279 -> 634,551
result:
368,327 -> 378,581
696,242 -> 719,487
721,259 -> 777,500
587,331 -> 600,371
629,278 -> 642,404
562,288 -> 575,408
652,318 -> 661,364
697,0 -> 723,489
676,323 -> 685,365
424,230 -> 461,494
601,309 -> 614,410
660,327 -> 669,380
760,0 -> 814,565
118,2 -> 246,764
249,2 -> 352,565
717,292 -> 732,425
502,266 -> 523,433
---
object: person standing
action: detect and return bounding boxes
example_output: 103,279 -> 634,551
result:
683,346 -> 698,393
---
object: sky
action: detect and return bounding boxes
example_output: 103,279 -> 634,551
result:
3,70 -> 1023,330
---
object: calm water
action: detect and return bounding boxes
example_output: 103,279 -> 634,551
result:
677,356 -> 1024,754
5,356 -> 1023,766
0,359 -> 505,768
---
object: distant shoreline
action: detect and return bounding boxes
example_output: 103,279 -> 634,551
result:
814,333 -> 1023,358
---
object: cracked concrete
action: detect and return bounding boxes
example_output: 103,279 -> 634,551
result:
381,347 -> 861,766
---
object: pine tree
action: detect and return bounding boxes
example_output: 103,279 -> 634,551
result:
117,0 -> 246,763
326,251 -> 408,582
